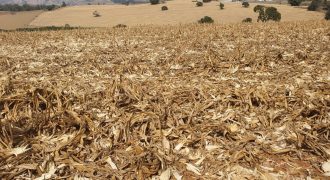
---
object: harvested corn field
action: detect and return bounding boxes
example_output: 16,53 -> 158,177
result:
0,20 -> 330,179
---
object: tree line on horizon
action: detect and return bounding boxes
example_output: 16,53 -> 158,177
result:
0,2 -> 67,11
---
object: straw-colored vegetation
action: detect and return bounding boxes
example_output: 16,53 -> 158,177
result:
0,10 -> 42,30
0,20 -> 329,179
29,1 -> 325,27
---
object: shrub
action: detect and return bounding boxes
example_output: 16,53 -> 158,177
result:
253,5 -> 264,12
265,7 -> 281,21
161,6 -> 168,10
150,0 -> 160,5
196,1 -> 203,6
308,0 -> 322,11
114,24 -> 127,28
242,17 -> 252,22
254,5 -> 281,22
198,16 -> 214,23
220,2 -> 224,9
203,0 -> 212,2
65,24 -> 70,27
242,1 -> 249,7
16,26 -> 79,32
61,1 -> 67,7
288,0 -> 302,6
326,6 -> 330,20
93,10 -> 101,17
254,5 -> 267,22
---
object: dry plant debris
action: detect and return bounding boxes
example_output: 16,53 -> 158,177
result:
0,20 -> 329,179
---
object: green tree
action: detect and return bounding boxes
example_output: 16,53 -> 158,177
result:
254,5 -> 267,22
242,1 -> 249,7
308,0 -> 322,10
253,5 -> 281,22
242,17 -> 252,23
198,16 -> 214,23
288,0 -> 303,6
265,7 -> 281,21
150,0 -> 160,5
326,6 -> 330,20
220,3 -> 224,9
196,1 -> 203,6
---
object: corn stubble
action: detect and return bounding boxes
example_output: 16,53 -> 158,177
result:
0,21 -> 329,179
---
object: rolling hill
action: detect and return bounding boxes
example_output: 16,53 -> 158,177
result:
29,1 -> 325,27
0,0 -> 147,5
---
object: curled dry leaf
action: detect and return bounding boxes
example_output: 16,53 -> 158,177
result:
74,175 -> 90,180
174,141 -> 185,151
162,136 -> 170,150
10,145 -> 30,156
227,124 -> 239,133
205,144 -> 220,151
106,157 -> 118,170
195,156 -> 205,166
159,168 -> 171,180
186,163 -> 201,176
324,172 -> 330,177
35,163 -> 57,180
322,161 -> 330,173
172,170 -> 183,180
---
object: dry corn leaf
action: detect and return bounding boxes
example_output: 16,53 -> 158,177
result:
35,163 -> 57,180
162,136 -> 170,151
0,20 -> 328,179
10,145 -> 30,156
174,141 -> 185,151
74,175 -> 90,180
322,161 -> 330,173
227,124 -> 239,133
106,157 -> 118,170
186,163 -> 201,176
195,156 -> 205,166
172,170 -> 183,180
159,168 -> 171,180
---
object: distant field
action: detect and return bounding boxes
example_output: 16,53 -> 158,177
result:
29,1 -> 324,27
0,10 -> 43,30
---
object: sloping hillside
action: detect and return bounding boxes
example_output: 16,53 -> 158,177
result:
0,20 -> 329,179
29,1 -> 324,27
0,10 -> 42,29
0,0 -> 146,5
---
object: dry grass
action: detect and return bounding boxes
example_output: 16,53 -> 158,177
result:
0,20 -> 330,179
0,10 -> 43,30
30,1 -> 324,27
